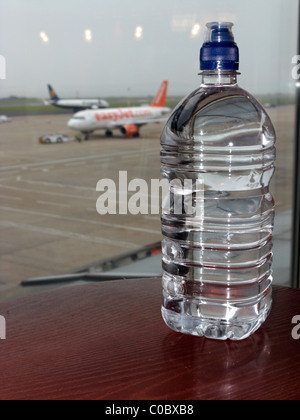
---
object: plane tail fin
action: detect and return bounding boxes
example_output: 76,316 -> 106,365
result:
47,84 -> 60,101
151,80 -> 168,107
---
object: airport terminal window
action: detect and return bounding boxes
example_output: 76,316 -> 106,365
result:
0,0 -> 299,301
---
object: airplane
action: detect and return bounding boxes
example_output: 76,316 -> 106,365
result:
45,84 -> 109,111
0,115 -> 12,124
67,80 -> 170,139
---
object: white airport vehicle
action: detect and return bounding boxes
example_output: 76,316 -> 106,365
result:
45,84 -> 109,111
0,115 -> 12,124
39,133 -> 69,144
67,81 -> 170,139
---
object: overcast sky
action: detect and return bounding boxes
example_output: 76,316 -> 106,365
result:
0,0 -> 298,99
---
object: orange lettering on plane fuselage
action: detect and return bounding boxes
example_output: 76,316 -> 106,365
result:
95,108 -> 153,123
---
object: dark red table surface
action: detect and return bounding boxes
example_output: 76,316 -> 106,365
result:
0,278 -> 299,400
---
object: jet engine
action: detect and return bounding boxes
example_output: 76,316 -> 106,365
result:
120,125 -> 140,137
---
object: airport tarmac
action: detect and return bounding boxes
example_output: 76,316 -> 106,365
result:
0,105 -> 296,300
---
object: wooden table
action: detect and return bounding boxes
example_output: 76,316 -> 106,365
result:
0,279 -> 299,400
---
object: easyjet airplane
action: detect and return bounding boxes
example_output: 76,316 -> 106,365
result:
67,81 -> 170,139
45,84 -> 109,111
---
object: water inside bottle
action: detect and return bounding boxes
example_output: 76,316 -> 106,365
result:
161,82 -> 276,340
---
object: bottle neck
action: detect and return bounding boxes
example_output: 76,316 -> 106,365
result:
200,70 -> 238,86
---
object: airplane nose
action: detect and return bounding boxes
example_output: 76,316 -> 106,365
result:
68,119 -> 75,129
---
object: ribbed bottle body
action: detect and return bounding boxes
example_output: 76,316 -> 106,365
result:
161,84 -> 276,340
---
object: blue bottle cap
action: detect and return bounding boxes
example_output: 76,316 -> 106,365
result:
200,22 -> 239,71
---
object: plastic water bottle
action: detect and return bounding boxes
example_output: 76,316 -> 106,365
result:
161,22 -> 276,341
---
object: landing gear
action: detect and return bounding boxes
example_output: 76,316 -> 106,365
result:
79,132 -> 91,141
105,130 -> 113,137
80,131 -> 94,142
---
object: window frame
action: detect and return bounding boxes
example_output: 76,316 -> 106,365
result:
291,0 -> 300,288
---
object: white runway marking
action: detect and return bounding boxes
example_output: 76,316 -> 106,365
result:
64,161 -> 87,167
0,220 -> 137,249
0,183 -> 95,201
0,194 -> 22,201
0,182 -> 160,201
37,200 -> 70,208
32,166 -> 53,172
0,147 -> 159,171
0,170 -> 20,177
94,158 -> 114,164
0,205 -> 161,235
16,178 -> 95,191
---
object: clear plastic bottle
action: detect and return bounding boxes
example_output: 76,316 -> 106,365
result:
161,22 -> 276,341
